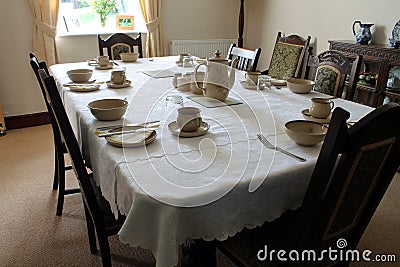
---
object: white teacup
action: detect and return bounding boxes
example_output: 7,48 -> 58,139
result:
97,55 -> 110,66
245,71 -> 261,85
111,70 -> 126,85
310,97 -> 335,119
177,107 -> 202,132
179,53 -> 191,63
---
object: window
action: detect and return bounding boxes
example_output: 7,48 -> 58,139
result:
57,0 -> 146,35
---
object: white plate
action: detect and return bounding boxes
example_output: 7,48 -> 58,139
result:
240,80 -> 257,90
105,126 -> 157,148
168,121 -> 209,137
95,64 -> 114,70
69,84 -> 100,92
106,80 -> 132,89
301,109 -> 331,124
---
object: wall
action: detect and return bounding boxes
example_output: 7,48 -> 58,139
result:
0,0 -> 239,118
245,0 -> 400,70
2,0 -> 399,118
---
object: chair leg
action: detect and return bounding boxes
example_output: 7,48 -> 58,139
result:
83,204 -> 98,255
56,149 -> 65,216
52,144 -> 59,190
97,232 -> 112,267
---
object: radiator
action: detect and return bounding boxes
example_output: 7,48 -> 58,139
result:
170,39 -> 237,59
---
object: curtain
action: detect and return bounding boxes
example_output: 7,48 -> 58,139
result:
139,0 -> 165,57
30,0 -> 59,65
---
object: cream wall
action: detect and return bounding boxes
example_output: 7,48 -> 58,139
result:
245,0 -> 400,70
0,0 -> 238,118
1,0 -> 399,118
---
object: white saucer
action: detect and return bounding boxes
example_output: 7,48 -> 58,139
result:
105,126 -> 157,148
240,80 -> 257,90
95,64 -> 114,70
69,84 -> 100,92
301,109 -> 331,124
106,80 -> 132,89
168,121 -> 209,137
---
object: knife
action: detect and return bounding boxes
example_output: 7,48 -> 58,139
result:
98,126 -> 158,138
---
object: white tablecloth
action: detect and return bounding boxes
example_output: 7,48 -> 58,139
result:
49,57 -> 373,267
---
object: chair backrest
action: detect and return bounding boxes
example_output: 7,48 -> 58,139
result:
29,53 -> 63,146
37,69 -> 107,230
98,33 -> 143,60
294,103 -> 400,257
309,50 -> 363,100
227,44 -> 261,72
268,32 -> 311,79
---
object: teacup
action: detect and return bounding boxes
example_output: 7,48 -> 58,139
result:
111,70 -> 126,85
179,53 -> 191,63
245,71 -> 261,85
97,55 -> 110,67
309,97 -> 335,119
182,56 -> 194,67
177,107 -> 202,132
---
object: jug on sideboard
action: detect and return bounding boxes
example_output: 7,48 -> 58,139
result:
352,20 -> 374,45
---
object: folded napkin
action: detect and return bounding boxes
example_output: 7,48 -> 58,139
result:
187,96 -> 243,108
142,69 -> 175,78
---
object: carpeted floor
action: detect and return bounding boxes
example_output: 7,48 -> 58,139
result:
0,125 -> 398,266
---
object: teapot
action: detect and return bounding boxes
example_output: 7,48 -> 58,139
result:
352,20 -> 374,45
193,51 -> 238,101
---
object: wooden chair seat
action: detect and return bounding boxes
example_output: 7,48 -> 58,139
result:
308,50 -> 363,100
227,44 -> 261,71
218,103 -> 400,267
263,32 -> 312,79
29,53 -> 80,216
98,33 -> 143,60
38,69 -> 127,266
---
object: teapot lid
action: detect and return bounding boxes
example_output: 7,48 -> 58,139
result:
208,50 -> 229,62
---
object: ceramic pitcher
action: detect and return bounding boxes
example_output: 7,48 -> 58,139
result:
352,20 -> 374,45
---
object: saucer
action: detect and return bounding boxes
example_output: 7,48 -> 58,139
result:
95,64 -> 114,70
106,80 -> 132,89
69,84 -> 100,92
240,80 -> 257,90
105,126 -> 157,148
301,109 -> 331,124
168,121 -> 209,137
175,61 -> 183,67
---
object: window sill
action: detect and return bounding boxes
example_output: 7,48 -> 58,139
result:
56,28 -> 147,38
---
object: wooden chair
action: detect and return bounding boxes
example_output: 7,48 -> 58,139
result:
263,32 -> 311,79
308,50 -> 363,100
217,103 -> 400,267
227,44 -> 261,72
29,53 -> 80,216
38,69 -> 126,266
98,33 -> 143,60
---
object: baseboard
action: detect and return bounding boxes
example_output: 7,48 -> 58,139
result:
4,112 -> 51,130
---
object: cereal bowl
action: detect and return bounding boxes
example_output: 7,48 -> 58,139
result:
67,69 -> 93,82
285,120 -> 328,146
88,99 -> 128,121
286,78 -> 315,94
120,52 -> 139,62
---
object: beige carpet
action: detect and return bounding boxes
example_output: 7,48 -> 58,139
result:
0,125 -> 398,266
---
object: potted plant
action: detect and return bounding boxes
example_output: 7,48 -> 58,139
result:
91,0 -> 118,27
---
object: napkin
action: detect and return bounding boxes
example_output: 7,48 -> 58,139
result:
187,96 -> 243,108
142,69 -> 175,78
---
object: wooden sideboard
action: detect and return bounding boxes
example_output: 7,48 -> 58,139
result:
329,40 -> 400,107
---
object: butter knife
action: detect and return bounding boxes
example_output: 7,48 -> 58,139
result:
98,126 -> 159,138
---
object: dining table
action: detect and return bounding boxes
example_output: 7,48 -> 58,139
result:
49,56 -> 373,267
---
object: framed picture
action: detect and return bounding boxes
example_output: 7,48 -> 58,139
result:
116,15 -> 134,30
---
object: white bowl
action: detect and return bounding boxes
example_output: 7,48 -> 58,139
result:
67,69 -> 93,82
285,120 -> 328,146
88,99 -> 128,121
286,78 -> 315,94
120,52 -> 139,62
